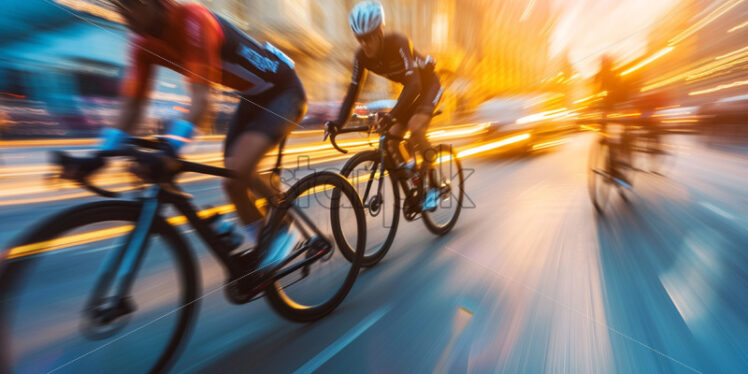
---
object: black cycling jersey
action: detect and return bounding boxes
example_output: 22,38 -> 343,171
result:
215,15 -> 298,96
336,33 -> 437,125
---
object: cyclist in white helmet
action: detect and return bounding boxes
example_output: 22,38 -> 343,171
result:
331,1 -> 444,211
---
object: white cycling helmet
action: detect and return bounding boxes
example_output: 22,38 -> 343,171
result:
349,1 -> 385,36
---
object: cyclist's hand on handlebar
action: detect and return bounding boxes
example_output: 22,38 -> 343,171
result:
55,151 -> 105,181
325,121 -> 339,133
323,121 -> 339,141
375,112 -> 394,131
324,121 -> 349,154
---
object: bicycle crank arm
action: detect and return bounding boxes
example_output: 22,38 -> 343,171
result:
270,239 -> 332,282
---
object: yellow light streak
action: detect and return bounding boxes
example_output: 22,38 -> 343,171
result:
661,119 -> 699,123
54,0 -> 123,23
8,226 -> 133,259
284,140 -> 374,154
655,105 -> 681,110
689,79 -> 748,95
652,111 -> 691,118
727,19 -> 748,33
607,112 -> 641,118
574,95 -> 595,105
688,55 -> 748,82
516,108 -> 570,124
427,123 -> 490,139
455,133 -> 530,158
620,47 -> 675,76
669,0 -> 745,45
716,44 -> 748,60
520,0 -> 537,22
579,125 -> 600,132
531,139 -> 567,151
6,201 -> 254,259
573,91 -> 607,105
644,55 -> 722,87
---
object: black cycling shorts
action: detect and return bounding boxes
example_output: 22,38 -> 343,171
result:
399,70 -> 443,123
224,75 -> 307,157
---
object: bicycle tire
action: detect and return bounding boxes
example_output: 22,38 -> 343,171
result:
588,136 -> 612,214
647,134 -> 674,176
264,171 -> 366,322
0,201 -> 199,374
334,150 -> 400,267
422,144 -> 464,236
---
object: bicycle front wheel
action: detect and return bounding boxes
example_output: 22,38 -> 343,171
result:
335,150 -> 400,267
264,171 -> 366,322
0,201 -> 199,374
423,144 -> 464,236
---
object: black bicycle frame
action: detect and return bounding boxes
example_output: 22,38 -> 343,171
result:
86,139 -> 334,308
356,130 -> 422,209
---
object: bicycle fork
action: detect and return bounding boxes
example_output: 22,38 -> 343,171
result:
83,186 -> 162,333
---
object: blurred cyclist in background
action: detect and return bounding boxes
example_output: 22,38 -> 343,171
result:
329,1 -> 444,211
594,54 -> 634,187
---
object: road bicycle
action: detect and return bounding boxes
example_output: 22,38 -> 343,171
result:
588,117 -> 673,214
324,114 -> 464,266
0,135 -> 366,373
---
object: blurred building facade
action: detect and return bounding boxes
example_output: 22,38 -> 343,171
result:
204,0 -> 559,121
622,0 -> 748,106
1,0 -> 563,137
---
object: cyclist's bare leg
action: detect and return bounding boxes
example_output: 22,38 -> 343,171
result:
223,132 -> 277,226
408,113 -> 434,162
386,122 -> 407,166
408,113 -> 437,185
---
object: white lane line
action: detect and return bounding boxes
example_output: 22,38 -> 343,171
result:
294,306 -> 391,374
699,201 -> 735,220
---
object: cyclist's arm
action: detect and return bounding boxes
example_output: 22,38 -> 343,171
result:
180,9 -> 221,128
335,55 -> 367,126
118,42 -> 154,134
186,82 -> 211,126
115,96 -> 147,134
389,36 -> 422,121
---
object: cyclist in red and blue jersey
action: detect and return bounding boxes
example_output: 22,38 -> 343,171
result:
109,0 -> 306,272
330,1 -> 444,211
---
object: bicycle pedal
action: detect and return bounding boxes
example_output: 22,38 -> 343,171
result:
224,280 -> 256,305
224,275 -> 267,305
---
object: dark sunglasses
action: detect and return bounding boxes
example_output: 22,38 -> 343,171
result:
355,31 -> 380,44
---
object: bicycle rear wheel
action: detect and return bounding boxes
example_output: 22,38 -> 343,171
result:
264,171 -> 366,322
646,133 -> 674,176
0,201 -> 199,374
588,136 -> 613,214
335,150 -> 400,267
422,144 -> 464,236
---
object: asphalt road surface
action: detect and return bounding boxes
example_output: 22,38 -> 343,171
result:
1,133 -> 746,373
